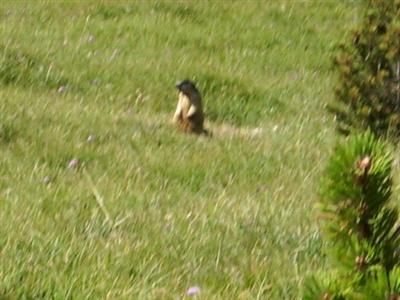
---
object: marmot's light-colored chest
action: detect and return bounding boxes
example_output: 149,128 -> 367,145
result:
173,91 -> 204,134
179,93 -> 192,115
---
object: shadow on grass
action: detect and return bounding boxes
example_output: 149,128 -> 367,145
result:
198,73 -> 284,126
0,117 -> 18,144
0,45 -> 71,92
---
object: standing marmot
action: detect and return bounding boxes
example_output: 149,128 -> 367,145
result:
173,79 -> 207,135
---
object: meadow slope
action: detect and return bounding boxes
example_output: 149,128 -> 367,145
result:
0,1 -> 360,299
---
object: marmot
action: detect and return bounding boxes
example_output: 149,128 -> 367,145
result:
173,79 -> 207,135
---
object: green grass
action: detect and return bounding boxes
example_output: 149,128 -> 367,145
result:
0,1 -> 361,299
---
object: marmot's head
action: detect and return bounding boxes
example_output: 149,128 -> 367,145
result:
175,79 -> 199,97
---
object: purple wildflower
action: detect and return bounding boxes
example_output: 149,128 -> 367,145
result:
68,158 -> 80,169
186,286 -> 200,297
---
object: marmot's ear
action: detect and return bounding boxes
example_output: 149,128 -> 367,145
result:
175,79 -> 194,91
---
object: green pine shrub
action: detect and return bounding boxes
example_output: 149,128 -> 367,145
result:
332,0 -> 400,138
304,132 -> 400,299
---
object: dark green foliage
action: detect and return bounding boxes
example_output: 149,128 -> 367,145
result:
93,4 -> 137,20
332,0 -> 400,137
0,45 -> 70,90
304,132 -> 400,299
0,114 -> 19,144
198,73 -> 283,126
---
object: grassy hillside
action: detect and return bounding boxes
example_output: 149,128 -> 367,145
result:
0,1 -> 360,299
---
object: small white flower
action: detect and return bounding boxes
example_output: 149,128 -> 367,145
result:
87,135 -> 96,143
43,176 -> 51,185
87,34 -> 95,43
57,85 -> 67,93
